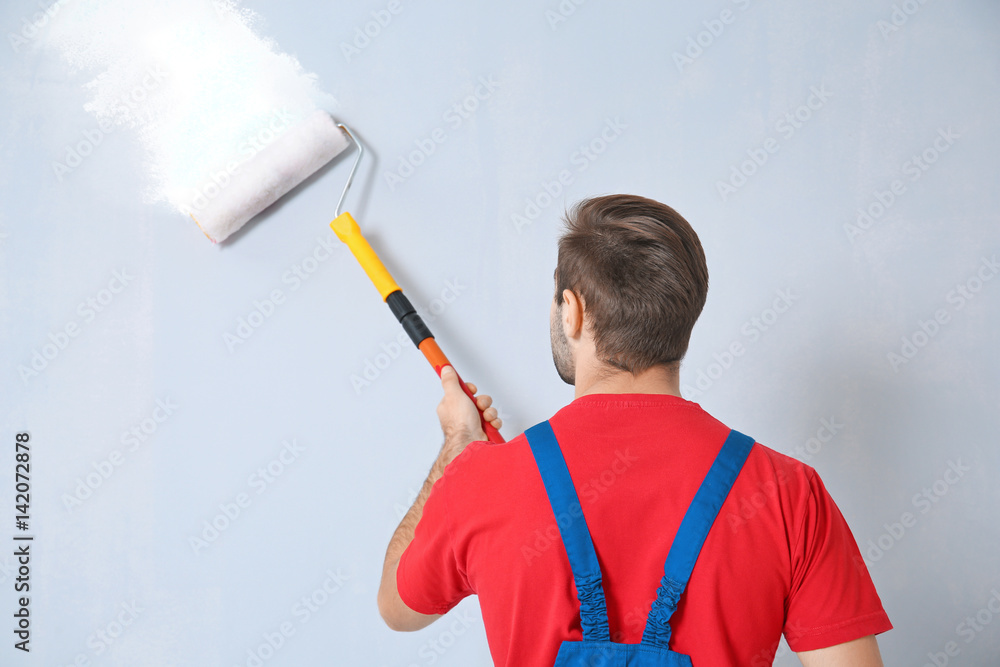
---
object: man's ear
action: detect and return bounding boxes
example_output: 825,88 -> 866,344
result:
561,289 -> 585,339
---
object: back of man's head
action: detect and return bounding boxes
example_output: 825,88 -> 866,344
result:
556,194 -> 709,375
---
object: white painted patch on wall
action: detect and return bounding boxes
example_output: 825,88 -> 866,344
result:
42,0 -> 336,225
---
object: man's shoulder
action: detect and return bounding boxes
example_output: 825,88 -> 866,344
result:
435,434 -> 543,518
750,440 -> 820,478
739,439 -> 833,519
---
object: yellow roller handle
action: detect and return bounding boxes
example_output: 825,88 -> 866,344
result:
330,212 -> 401,300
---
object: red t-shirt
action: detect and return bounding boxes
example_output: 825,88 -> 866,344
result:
397,394 -> 892,666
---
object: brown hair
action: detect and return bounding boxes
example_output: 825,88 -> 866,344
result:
555,194 -> 709,374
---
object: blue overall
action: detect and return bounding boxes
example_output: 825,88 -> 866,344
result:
523,421 -> 755,666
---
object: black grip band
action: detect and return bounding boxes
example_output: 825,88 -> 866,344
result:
400,313 -> 433,347
386,290 -> 434,347
385,290 -> 413,320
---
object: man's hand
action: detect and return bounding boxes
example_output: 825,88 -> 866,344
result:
435,365 -> 502,469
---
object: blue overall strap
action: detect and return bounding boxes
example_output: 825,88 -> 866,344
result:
642,429 -> 755,649
524,420 -> 611,642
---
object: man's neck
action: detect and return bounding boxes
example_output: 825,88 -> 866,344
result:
574,363 -> 682,399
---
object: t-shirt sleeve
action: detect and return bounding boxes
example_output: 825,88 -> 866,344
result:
783,467 -> 893,652
396,464 -> 475,616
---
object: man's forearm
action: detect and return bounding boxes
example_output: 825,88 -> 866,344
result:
385,456 -> 447,570
377,366 -> 496,631
377,451 -> 453,631
797,635 -> 884,667
387,422 -> 479,555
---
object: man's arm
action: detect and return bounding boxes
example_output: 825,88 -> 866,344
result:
796,635 -> 884,667
376,365 -> 501,631
377,461 -> 446,631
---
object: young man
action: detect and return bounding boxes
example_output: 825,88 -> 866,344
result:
378,195 -> 892,665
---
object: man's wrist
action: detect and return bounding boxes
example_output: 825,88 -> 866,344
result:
442,427 -> 483,445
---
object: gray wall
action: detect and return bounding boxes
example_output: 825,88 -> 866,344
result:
1,0 -> 998,665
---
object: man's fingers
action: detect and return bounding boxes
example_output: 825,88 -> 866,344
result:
475,394 -> 493,410
465,381 -> 477,394
483,407 -> 498,422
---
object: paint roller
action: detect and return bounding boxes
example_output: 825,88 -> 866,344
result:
195,111 -> 505,443
188,110 -> 352,244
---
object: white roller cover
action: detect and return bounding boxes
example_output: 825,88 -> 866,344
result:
190,110 -> 351,243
